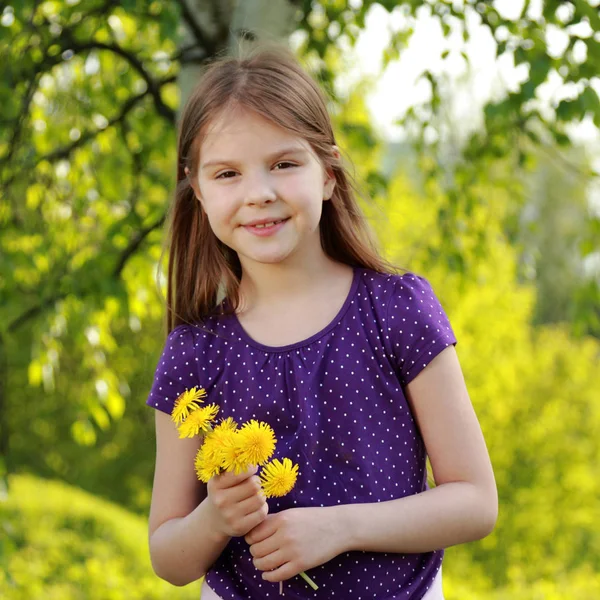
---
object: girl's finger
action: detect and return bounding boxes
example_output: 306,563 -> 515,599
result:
248,533 -> 279,559
239,502 -> 269,534
214,465 -> 258,488
261,561 -> 296,583
236,491 -> 267,517
245,514 -> 278,545
253,549 -> 287,573
209,474 -> 261,506
220,475 -> 262,504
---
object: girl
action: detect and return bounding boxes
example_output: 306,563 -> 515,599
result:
146,45 -> 497,600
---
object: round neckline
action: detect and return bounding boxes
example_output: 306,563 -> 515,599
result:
230,267 -> 361,353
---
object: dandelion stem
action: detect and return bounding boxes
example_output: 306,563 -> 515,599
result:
299,571 -> 318,590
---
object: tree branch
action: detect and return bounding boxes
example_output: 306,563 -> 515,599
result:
7,293 -> 69,334
44,90 -> 149,163
46,72 -> 175,162
113,214 -> 167,278
7,199 -> 168,333
117,119 -> 144,212
175,0 -> 216,56
66,40 -> 176,124
173,42 -> 208,65
79,0 -> 121,21
0,75 -> 176,196
0,41 -> 68,170
7,210 -> 167,333
0,75 -> 40,168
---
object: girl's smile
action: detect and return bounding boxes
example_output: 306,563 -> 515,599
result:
242,217 -> 290,236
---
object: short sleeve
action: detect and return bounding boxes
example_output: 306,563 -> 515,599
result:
146,325 -> 201,416
386,273 -> 457,386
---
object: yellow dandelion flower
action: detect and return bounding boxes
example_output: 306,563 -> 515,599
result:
215,417 -> 238,432
171,386 -> 207,425
218,433 -> 247,474
220,448 -> 248,475
234,420 -> 276,468
194,444 -> 222,483
178,404 -> 219,438
199,424 -> 243,474
260,458 -> 299,498
206,417 -> 243,470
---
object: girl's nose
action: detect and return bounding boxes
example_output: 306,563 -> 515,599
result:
243,172 -> 277,206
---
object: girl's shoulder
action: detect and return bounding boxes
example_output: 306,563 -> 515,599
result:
363,268 -> 456,386
156,317 -> 235,376
146,318 -> 235,416
357,268 -> 442,310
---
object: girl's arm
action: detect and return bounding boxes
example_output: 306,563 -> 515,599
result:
337,344 -> 498,554
148,411 -> 267,586
247,345 -> 497,581
148,411 -> 226,586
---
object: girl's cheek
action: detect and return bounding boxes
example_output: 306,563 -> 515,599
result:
205,198 -> 236,227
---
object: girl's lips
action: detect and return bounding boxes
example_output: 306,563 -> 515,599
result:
243,218 -> 289,237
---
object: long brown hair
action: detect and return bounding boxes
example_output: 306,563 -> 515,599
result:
162,44 -> 397,333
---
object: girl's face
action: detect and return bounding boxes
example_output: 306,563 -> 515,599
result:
192,107 -> 336,270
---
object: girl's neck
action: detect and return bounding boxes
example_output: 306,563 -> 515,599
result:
237,252 -> 350,312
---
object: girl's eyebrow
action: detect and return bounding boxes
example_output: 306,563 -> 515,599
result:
200,147 -> 309,170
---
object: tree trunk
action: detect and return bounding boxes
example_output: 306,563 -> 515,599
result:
178,0 -> 298,111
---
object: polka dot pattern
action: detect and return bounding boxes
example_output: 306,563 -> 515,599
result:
147,269 -> 457,599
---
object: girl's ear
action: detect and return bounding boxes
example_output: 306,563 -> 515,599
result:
185,167 -> 203,203
323,145 -> 340,201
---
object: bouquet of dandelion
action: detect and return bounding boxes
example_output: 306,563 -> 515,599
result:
171,386 -> 318,593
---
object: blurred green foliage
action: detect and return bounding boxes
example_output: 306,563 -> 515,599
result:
0,474 -> 200,599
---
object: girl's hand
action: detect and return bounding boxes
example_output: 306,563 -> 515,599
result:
206,466 -> 268,538
245,507 -> 344,582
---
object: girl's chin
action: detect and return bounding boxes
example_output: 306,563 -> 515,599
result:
244,254 -> 294,266
236,248 -> 298,266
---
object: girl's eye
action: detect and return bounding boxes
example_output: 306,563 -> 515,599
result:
216,170 -> 237,179
274,161 -> 297,170
215,162 -> 296,179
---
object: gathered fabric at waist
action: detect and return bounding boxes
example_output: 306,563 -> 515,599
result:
200,567 -> 444,600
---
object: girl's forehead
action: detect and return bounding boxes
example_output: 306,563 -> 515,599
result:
200,106 -> 312,156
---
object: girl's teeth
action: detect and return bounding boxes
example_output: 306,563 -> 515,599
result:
254,221 -> 280,228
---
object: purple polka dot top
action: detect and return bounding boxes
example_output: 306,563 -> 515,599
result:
147,269 -> 457,600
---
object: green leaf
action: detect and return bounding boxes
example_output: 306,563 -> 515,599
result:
515,46 -> 528,65
529,55 -> 551,87
556,98 -> 581,121
580,86 -> 600,115
553,131 -> 571,146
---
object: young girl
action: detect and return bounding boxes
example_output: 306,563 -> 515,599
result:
146,45 -> 497,600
